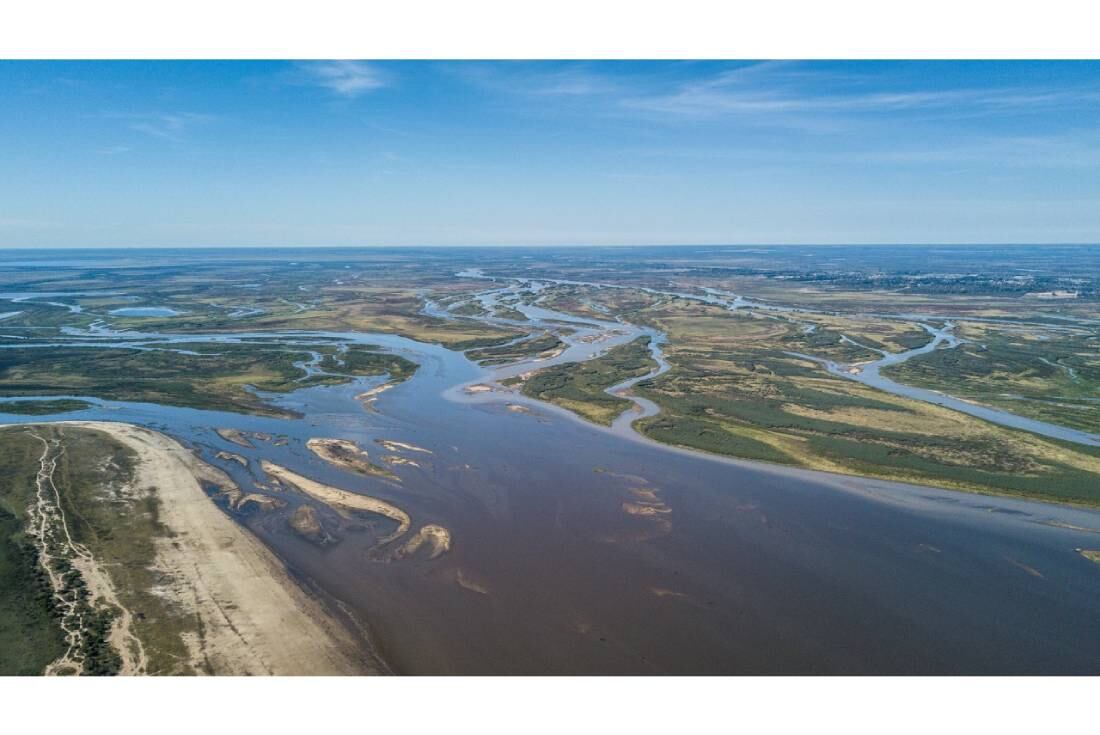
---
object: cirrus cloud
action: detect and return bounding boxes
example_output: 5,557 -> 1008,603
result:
299,61 -> 388,98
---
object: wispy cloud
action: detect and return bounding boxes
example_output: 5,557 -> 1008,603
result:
447,62 -> 625,99
622,63 -> 1100,126
100,112 -> 216,142
462,60 -> 1100,134
298,61 -> 387,98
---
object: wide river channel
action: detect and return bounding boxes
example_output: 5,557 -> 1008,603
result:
1,276 -> 1099,673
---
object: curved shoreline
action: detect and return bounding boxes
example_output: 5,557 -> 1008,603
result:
446,275 -> 1100,512
14,420 -> 377,675
456,270 -> 1100,447
2,292 -> 1099,673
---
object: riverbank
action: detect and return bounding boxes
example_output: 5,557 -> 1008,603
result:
6,421 -> 374,675
458,275 -> 1100,508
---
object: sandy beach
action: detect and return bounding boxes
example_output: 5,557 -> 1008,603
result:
49,421 -> 374,675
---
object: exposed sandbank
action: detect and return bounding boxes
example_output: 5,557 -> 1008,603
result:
307,437 -> 396,479
392,524 -> 452,561
51,421 -> 372,675
215,427 -> 253,447
376,438 -> 432,454
261,460 -> 411,546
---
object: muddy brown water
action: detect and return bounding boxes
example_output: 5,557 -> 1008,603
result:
1,291 -> 1099,673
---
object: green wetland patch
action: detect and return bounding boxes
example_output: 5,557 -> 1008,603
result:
520,336 -> 656,425
882,323 -> 1100,434
0,399 -> 92,415
0,343 -> 417,417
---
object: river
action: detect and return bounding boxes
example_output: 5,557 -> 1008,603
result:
0,277 -> 1099,673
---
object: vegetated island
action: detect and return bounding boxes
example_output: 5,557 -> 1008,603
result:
516,336 -> 656,425
0,399 -> 93,415
0,342 -> 418,418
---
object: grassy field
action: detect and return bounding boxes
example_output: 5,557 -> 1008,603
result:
45,426 -> 200,674
514,289 -> 1100,507
0,399 -> 92,415
628,301 -> 1100,506
520,337 -> 656,425
319,346 -> 419,382
465,332 -> 564,365
883,322 -> 1100,433
0,343 -> 417,417
111,281 -> 525,350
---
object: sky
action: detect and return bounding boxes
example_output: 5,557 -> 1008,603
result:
2,60 -> 1099,247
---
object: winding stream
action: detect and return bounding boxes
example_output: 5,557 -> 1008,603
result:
454,270 -> 1100,446
1,275 -> 1099,673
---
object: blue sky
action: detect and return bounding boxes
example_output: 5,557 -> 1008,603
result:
2,60 -> 1099,247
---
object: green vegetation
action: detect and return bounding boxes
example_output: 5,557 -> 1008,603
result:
448,334 -> 518,351
518,290 -> 1100,507
0,399 -> 92,415
0,426 -> 206,675
49,426 -> 196,674
0,432 -> 67,675
883,323 -> 1100,433
521,337 -> 656,425
625,302 -> 1100,506
535,283 -> 665,321
491,305 -> 528,321
465,332 -> 564,365
320,346 -> 418,382
138,286 -> 522,349
450,301 -> 489,317
778,326 -> 880,362
641,414 -> 792,464
0,343 -> 417,417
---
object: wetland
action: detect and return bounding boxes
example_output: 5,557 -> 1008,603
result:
1,245 -> 1099,674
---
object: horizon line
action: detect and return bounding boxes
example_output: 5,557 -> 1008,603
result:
2,242 -> 1100,251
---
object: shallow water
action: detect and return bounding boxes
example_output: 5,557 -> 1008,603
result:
2,285 -> 1100,673
494,275 -> 1100,447
108,306 -> 184,317
789,323 -> 1100,446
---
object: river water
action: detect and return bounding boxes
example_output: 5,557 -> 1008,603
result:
788,323 -> 1100,447
1,278 -> 1099,673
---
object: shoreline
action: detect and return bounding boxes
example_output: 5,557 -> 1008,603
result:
447,277 -> 1100,512
23,420 -> 378,675
454,384 -> 1100,518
